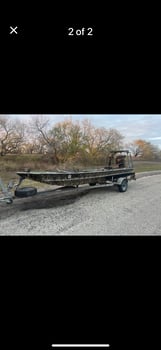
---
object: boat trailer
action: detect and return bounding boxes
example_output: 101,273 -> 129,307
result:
0,150 -> 136,204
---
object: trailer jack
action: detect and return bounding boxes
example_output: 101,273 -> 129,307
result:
0,178 -> 13,204
0,176 -> 25,204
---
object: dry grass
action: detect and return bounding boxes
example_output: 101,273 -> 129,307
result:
133,160 -> 161,172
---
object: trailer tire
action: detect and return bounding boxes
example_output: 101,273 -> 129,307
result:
118,179 -> 128,192
89,183 -> 96,186
15,186 -> 37,198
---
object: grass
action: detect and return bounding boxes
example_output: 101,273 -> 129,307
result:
133,160 -> 161,173
0,154 -> 57,190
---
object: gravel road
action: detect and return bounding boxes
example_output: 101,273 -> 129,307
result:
0,173 -> 161,235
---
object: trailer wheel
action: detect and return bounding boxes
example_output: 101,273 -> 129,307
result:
15,186 -> 37,198
118,179 -> 128,192
89,183 -> 96,186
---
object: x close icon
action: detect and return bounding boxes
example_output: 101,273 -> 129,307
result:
10,26 -> 18,34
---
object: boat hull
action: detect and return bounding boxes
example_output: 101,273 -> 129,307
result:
17,168 -> 136,186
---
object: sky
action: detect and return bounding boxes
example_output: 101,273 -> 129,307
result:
7,114 -> 161,149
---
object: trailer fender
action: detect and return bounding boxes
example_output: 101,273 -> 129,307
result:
115,177 -> 127,185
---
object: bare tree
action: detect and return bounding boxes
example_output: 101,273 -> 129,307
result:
0,115 -> 25,155
126,139 -> 161,160
30,115 -> 60,163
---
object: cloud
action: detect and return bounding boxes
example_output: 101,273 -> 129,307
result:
148,137 -> 161,141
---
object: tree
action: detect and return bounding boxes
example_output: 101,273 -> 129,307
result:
49,119 -> 83,162
0,116 -> 25,155
30,115 -> 60,163
81,119 -> 124,163
126,139 -> 161,160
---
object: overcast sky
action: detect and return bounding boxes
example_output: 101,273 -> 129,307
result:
8,114 -> 161,149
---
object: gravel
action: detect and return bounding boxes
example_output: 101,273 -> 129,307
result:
0,172 -> 161,235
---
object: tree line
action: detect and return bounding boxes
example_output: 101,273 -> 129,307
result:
0,115 -> 161,164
